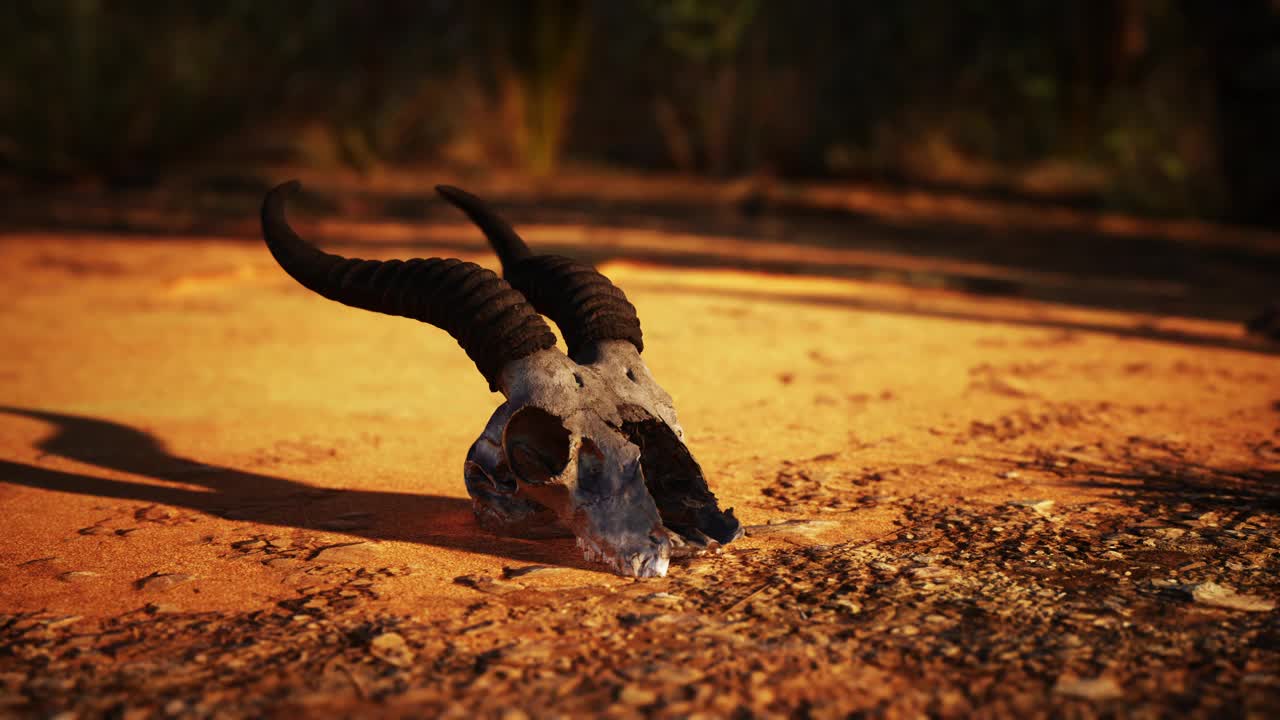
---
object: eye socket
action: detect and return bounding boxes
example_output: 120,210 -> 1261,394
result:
503,406 -> 571,484
573,373 -> 584,388
625,368 -> 637,382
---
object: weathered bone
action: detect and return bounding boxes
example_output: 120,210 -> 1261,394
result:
261,181 -> 740,577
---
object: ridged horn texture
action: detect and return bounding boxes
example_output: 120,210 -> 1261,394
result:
260,180 -> 557,391
435,185 -> 644,362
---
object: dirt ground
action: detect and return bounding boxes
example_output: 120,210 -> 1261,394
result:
0,183 -> 1277,718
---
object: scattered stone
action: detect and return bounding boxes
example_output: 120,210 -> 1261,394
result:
505,642 -> 554,663
135,505 -> 178,522
743,519 -> 837,541
835,599 -> 862,614
57,571 -> 100,583
1053,674 -> 1123,701
309,542 -> 384,564
618,684 -> 658,706
135,573 -> 195,592
1012,499 -> 1055,516
318,512 -> 374,531
980,374 -> 1033,398
455,574 -> 525,595
502,565 -> 575,580
650,666 -> 705,685
909,566 -> 954,582
368,632 -> 414,667
1185,582 -> 1275,612
668,532 -> 723,557
42,615 -> 81,629
4,449 -> 1277,717
1194,511 -> 1222,527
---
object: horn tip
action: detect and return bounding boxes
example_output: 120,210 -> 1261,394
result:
272,179 -> 302,195
435,184 -> 466,201
264,180 -> 302,211
263,180 -> 303,223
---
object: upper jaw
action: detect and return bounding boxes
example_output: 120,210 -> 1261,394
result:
576,534 -> 671,578
569,489 -> 672,577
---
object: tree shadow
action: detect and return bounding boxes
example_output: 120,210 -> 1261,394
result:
10,185 -> 1279,327
1078,466 -> 1280,528
0,405 -> 590,569
990,445 -> 1280,528
273,231 -> 1275,358
1060,457 -> 1280,532
621,282 -> 1280,357
314,220 -> 1279,329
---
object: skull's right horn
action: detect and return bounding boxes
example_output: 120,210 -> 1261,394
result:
260,181 -> 556,391
434,185 -> 644,363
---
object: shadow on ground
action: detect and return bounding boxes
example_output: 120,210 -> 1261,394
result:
6,183 -> 1279,327
1072,461 -> 1280,527
0,405 -> 589,568
621,282 -> 1280,357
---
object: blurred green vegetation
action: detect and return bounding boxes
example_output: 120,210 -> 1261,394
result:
1,1 -> 1277,224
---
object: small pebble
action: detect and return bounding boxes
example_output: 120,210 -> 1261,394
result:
135,573 -> 195,591
619,685 -> 658,706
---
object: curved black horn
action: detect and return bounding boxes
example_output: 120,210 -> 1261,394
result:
261,181 -> 556,391
434,185 -> 643,362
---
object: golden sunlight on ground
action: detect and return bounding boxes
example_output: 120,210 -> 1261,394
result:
0,221 -> 1276,715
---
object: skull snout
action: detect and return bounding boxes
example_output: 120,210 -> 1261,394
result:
498,406 -> 670,576
571,438 -> 671,577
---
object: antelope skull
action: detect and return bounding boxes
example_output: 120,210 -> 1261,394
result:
260,182 -> 741,577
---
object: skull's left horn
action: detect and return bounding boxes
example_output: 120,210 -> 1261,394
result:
261,181 -> 556,391
435,185 -> 644,363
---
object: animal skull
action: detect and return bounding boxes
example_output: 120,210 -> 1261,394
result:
467,340 -> 745,576
260,181 -> 741,577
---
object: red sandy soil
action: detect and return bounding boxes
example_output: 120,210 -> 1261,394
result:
0,194 -> 1277,716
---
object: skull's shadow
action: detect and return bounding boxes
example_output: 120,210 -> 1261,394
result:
0,405 -> 596,569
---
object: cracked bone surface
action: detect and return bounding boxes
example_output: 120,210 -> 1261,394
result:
260,181 -> 741,577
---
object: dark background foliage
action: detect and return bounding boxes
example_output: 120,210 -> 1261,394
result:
2,0 -> 1278,225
